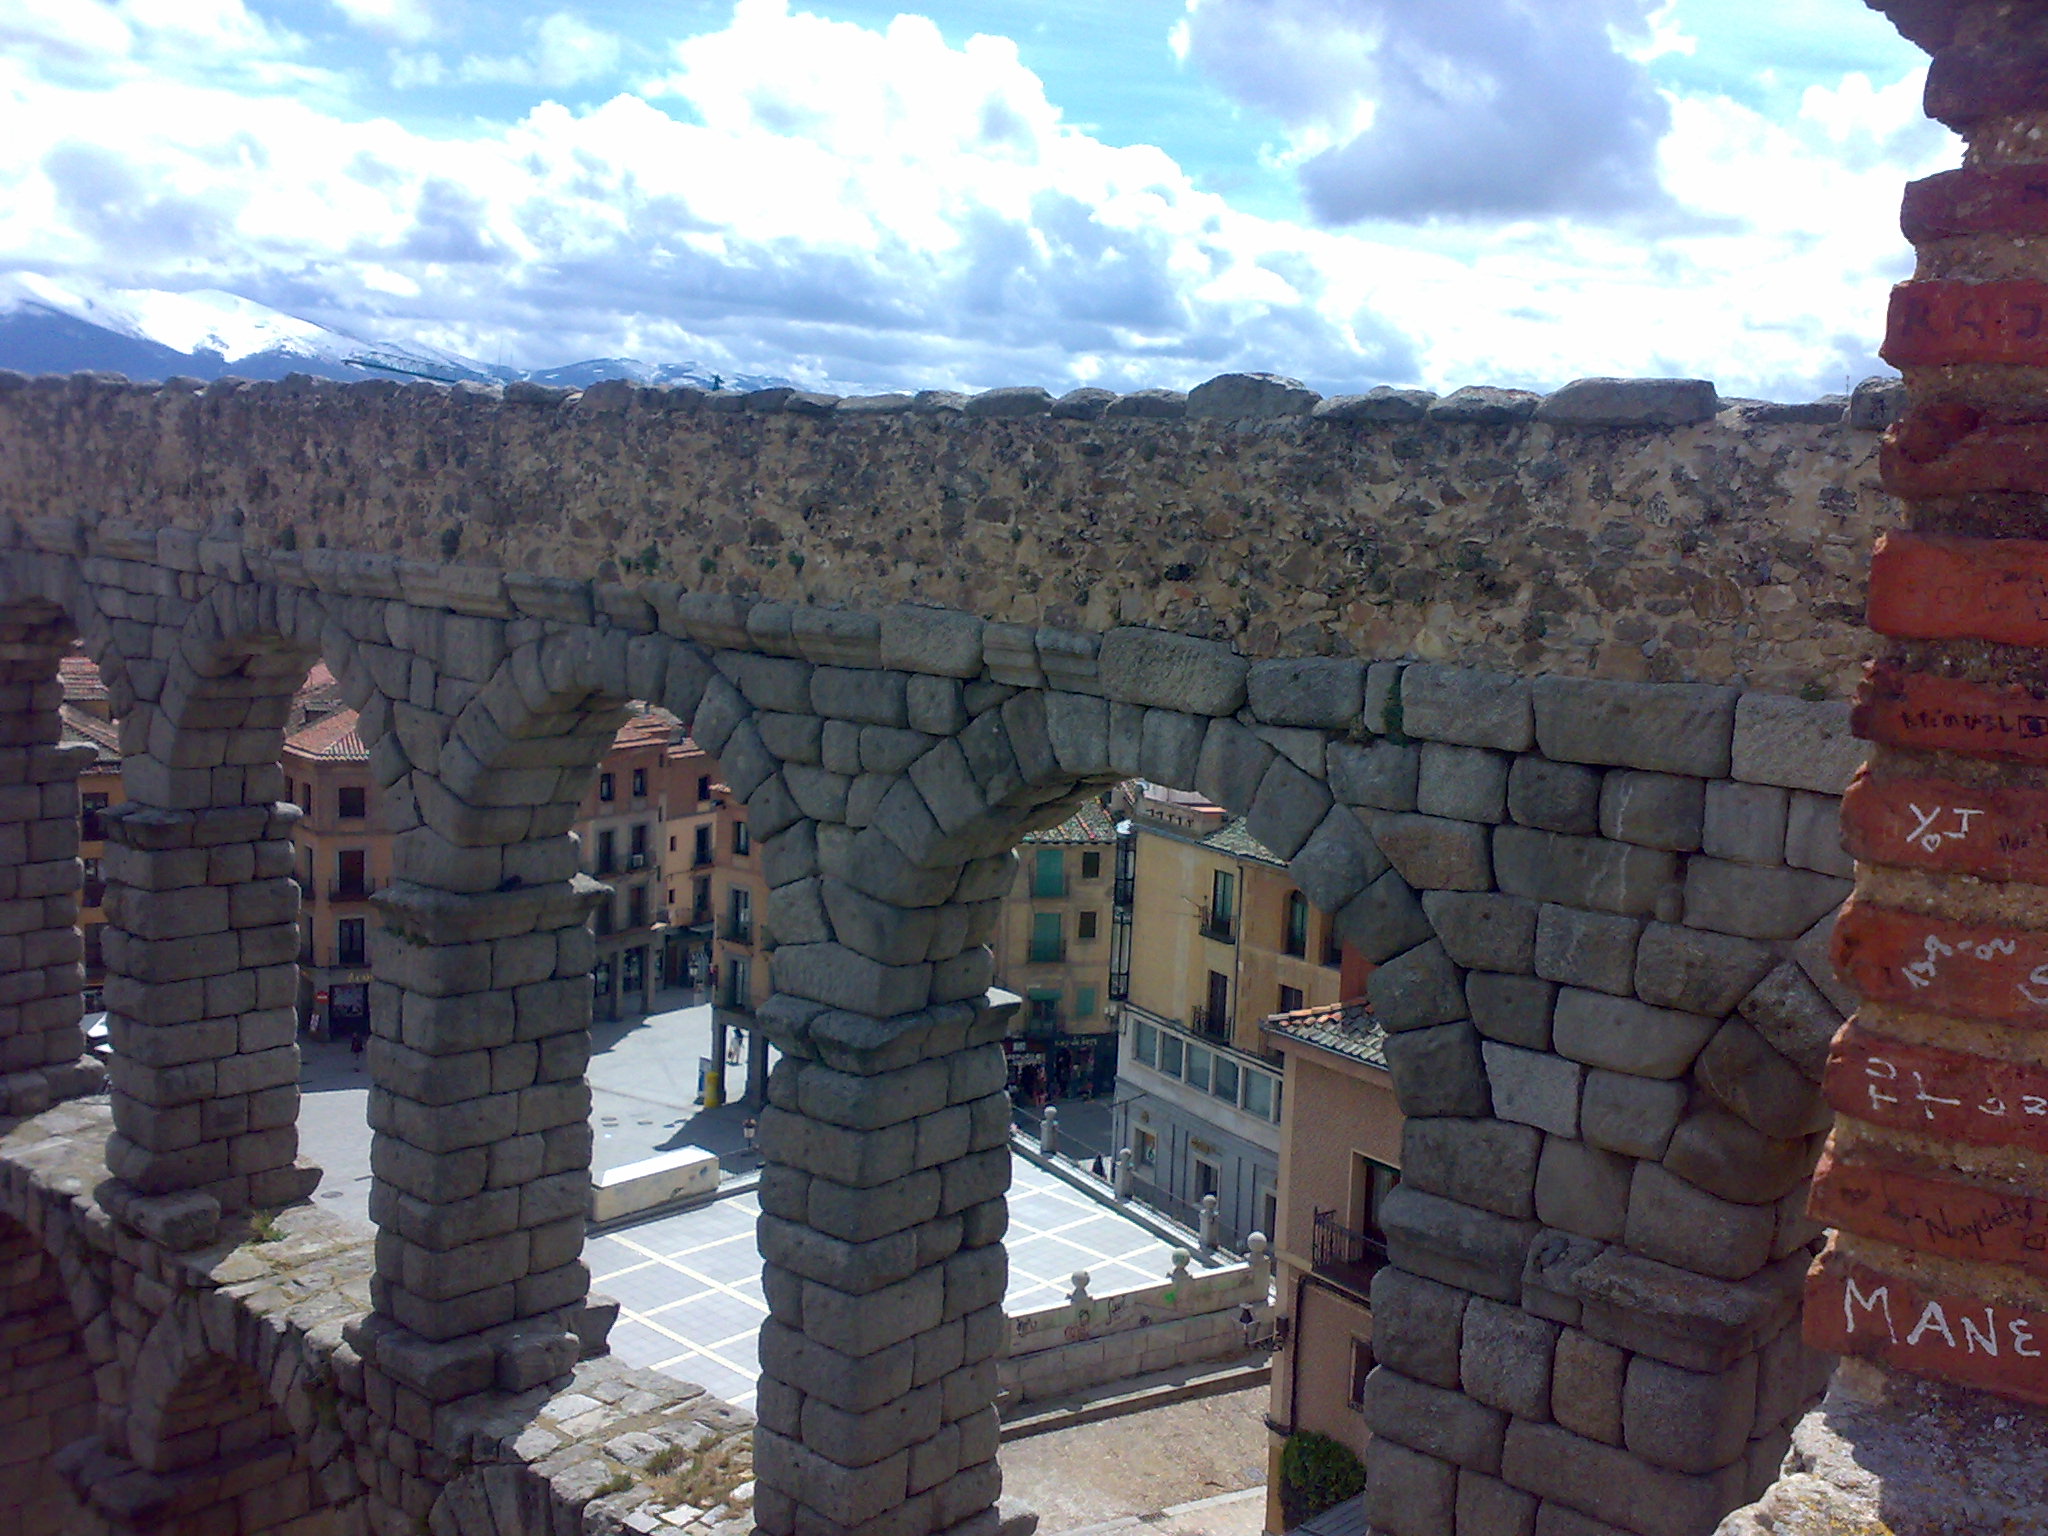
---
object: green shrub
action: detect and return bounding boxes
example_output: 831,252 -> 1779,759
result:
1278,1430 -> 1366,1528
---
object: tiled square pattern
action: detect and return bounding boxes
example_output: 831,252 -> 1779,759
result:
590,1158 -> 1187,1407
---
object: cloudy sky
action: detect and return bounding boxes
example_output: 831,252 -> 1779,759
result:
0,0 -> 1955,399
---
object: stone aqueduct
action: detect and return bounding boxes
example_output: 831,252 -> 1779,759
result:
0,362 -> 1881,1536
10,4 -> 2042,1531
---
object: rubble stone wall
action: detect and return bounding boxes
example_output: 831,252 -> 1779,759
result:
0,373 -> 1895,695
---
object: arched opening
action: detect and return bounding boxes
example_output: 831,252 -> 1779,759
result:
134,1348 -> 335,1536
0,1214 -> 99,1535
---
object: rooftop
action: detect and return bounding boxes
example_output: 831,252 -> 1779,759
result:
1021,798 -> 1117,845
284,707 -> 367,762
59,703 -> 118,762
611,705 -> 681,754
1262,998 -> 1386,1070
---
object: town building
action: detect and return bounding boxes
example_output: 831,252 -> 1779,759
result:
281,709 -> 389,1041
576,705 -> 678,1024
1256,999 -> 1402,1533
1110,785 -> 1350,1246
989,798 -> 1119,1101
658,736 -> 724,994
706,786 -> 770,1104
59,704 -> 118,1012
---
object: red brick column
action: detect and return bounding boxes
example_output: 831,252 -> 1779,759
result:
1807,0 -> 2048,1405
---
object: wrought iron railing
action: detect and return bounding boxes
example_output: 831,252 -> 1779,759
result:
1198,904 -> 1235,943
1312,1208 -> 1387,1295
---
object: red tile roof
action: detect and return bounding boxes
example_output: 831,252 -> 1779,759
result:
284,708 -> 367,761
611,707 -> 680,753
59,704 -> 118,761
59,651 -> 107,702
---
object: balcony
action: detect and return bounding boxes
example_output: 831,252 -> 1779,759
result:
1312,1208 -> 1388,1298
1198,905 -> 1235,944
1190,1005 -> 1229,1042
722,919 -> 754,946
718,986 -> 754,1015
328,881 -> 377,903
1027,937 -> 1067,964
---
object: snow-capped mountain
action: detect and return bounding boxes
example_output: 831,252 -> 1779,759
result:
0,273 -> 790,392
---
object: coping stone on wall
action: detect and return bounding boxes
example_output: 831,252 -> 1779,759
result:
1533,378 -> 1719,428
1531,678 -> 1739,779
1185,372 -> 1322,421
1314,386 -> 1437,422
1428,386 -> 1542,424
1401,665 -> 1534,752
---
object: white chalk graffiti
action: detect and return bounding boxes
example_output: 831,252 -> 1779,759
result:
1906,803 -> 1986,853
1864,1055 -> 2048,1123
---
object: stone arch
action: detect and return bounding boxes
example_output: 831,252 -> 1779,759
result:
120,1296 -> 340,1536
0,1210 -> 104,1534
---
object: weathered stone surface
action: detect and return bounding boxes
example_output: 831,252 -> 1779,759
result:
1553,1329 -> 1629,1445
1373,812 -> 1493,891
1246,656 -> 1363,729
1405,1116 -> 1541,1220
1429,385 -> 1541,424
1782,791 -> 1849,877
1662,1105 -> 1814,1206
1096,628 -> 1247,715
1500,1420 -> 1746,1536
1417,742 -> 1510,822
1372,1264 -> 1473,1389
1496,828 -> 1676,917
1403,665 -> 1535,752
1186,371 -> 1319,420
1509,756 -> 1603,835
1337,869 -> 1435,962
1632,924 -> 1774,1017
1598,771 -> 1705,852
1581,1070 -> 1688,1160
1380,1185 -> 1542,1303
1681,861 -> 1847,941
1701,781 -> 1788,865
1694,1023 -> 1828,1140
1533,679 -> 1740,778
1535,904 -> 1643,996
1625,1163 -> 1776,1281
1624,1353 -> 1756,1475
1735,965 -> 1840,1082
1329,739 -> 1418,810
1425,891 -> 1539,973
1462,1297 -> 1560,1422
1469,972 -> 1558,1050
1731,694 -> 1862,795
1485,1042 -> 1582,1137
1553,989 -> 1717,1080
1366,1437 -> 1458,1536
1535,1136 -> 1632,1242
1385,1022 -> 1492,1118
1535,377 -> 1718,428
1365,1365 -> 1509,1474
1370,940 -> 1471,1031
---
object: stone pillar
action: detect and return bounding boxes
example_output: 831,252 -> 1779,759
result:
1794,0 -> 2048,1454
751,989 -> 1017,1536
360,875 -> 602,1391
98,798 -> 313,1233
0,619 -> 100,1118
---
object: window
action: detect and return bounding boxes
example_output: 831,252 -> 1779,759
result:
599,773 -> 615,802
1349,1338 -> 1375,1410
336,917 -> 366,967
1134,1128 -> 1158,1167
725,954 -> 752,1011
697,774 -> 713,803
692,876 -> 711,923
336,848 -> 368,899
1212,1054 -> 1239,1105
1081,850 -> 1102,880
1202,869 -> 1235,941
1243,1068 -> 1276,1121
1185,1045 -> 1211,1093
627,885 -> 647,929
631,767 -> 647,798
1027,990 -> 1060,1030
623,946 -> 644,995
594,898 -> 615,937
728,886 -> 753,944
1201,970 -> 1229,1036
1322,917 -> 1343,968
1074,986 -> 1097,1020
1260,1188 -> 1279,1243
694,824 -> 714,867
1077,910 -> 1099,941
1031,848 -> 1066,899
1194,1158 -> 1221,1201
1029,912 -> 1063,964
1284,891 -> 1310,958
81,857 -> 103,908
1159,1033 -> 1184,1078
734,820 -> 751,856
630,823 -> 649,864
79,792 -> 109,842
669,835 -> 677,853
1278,984 -> 1305,1015
1133,1020 -> 1157,1066
338,784 -> 366,820
595,829 -> 617,876
1352,1155 -> 1400,1243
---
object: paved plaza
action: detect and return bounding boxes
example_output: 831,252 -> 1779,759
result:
295,993 -> 1202,1409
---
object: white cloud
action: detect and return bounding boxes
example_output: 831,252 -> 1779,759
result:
0,0 -> 1963,401
329,0 -> 433,45
455,12 -> 622,89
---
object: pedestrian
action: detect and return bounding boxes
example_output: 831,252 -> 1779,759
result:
1091,1155 -> 1105,1180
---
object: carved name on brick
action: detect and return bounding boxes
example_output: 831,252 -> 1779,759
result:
1807,1147 -> 2048,1278
1852,663 -> 2048,763
1840,770 -> 2048,883
1867,530 -> 2048,647
1807,1253 -> 2048,1405
1826,1024 -> 2048,1150
1833,901 -> 2048,1025
1885,281 -> 2048,367
1902,167 -> 2048,243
